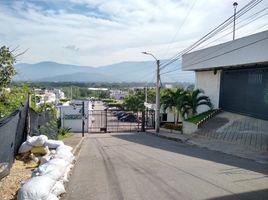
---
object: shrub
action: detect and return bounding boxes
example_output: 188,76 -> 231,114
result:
107,103 -> 123,109
163,123 -> 182,131
58,127 -> 71,136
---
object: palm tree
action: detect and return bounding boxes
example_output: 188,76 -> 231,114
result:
183,89 -> 213,117
161,88 -> 187,124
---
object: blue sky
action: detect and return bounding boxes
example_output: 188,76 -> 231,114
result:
1,0 -> 268,67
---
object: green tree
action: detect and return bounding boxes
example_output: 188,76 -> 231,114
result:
123,89 -> 155,111
161,88 -> 187,124
0,83 -> 28,117
123,90 -> 145,111
183,89 -> 213,117
0,46 -> 16,91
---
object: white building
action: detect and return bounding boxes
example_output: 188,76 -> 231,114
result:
110,90 -> 128,100
59,100 -> 92,132
54,89 -> 65,100
144,102 -> 178,123
182,30 -> 268,120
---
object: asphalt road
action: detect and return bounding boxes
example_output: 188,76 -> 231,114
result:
64,132 -> 268,200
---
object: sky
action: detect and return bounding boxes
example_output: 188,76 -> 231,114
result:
1,0 -> 268,67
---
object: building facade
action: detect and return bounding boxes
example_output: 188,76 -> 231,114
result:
182,30 -> 268,120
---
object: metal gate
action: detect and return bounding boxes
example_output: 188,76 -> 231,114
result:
219,66 -> 268,120
88,109 -> 155,133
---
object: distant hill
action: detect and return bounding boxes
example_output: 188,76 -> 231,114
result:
14,60 -> 194,83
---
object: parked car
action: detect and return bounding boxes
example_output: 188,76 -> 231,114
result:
117,112 -> 128,120
120,114 -> 137,122
114,111 -> 124,116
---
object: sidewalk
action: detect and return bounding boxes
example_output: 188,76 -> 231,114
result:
146,129 -> 268,164
63,133 -> 85,155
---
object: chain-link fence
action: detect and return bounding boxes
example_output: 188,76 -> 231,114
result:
0,99 -> 28,180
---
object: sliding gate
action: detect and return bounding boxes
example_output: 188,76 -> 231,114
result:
88,109 -> 155,133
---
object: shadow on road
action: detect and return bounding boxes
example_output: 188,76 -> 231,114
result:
207,189 -> 268,200
111,132 -> 268,176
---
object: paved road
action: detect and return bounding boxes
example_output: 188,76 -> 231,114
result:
64,132 -> 268,200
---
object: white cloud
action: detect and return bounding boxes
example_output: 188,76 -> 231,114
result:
0,0 -> 268,66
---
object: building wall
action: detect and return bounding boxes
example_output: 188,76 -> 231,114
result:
60,102 -> 89,132
182,30 -> 268,71
195,70 -> 221,113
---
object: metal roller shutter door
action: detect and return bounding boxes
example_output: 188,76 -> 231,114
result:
219,67 -> 268,120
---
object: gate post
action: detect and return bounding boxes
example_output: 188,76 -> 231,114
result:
141,111 -> 145,132
105,108 -> 107,133
82,101 -> 85,137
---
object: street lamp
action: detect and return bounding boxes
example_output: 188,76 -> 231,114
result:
142,51 -> 160,133
233,2 -> 238,40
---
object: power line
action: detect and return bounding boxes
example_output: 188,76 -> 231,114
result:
185,9 -> 268,65
197,6 -> 268,50
160,35 -> 268,75
161,0 -> 197,58
159,0 -> 263,70
183,35 -> 268,69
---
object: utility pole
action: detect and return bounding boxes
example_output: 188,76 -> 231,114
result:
233,2 -> 238,40
155,60 -> 160,133
82,101 -> 85,137
141,52 -> 160,133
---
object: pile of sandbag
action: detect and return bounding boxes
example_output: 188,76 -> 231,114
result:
17,135 -> 75,200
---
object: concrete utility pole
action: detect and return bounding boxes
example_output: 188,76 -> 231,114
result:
82,101 -> 85,137
233,2 -> 238,40
142,52 -> 160,133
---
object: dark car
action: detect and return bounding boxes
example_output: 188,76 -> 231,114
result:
114,111 -> 124,116
117,112 -> 128,120
120,114 -> 137,122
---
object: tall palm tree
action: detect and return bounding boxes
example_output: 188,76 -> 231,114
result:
161,88 -> 187,124
183,89 -> 213,117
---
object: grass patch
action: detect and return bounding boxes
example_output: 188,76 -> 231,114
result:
186,110 -> 215,124
58,132 -> 74,140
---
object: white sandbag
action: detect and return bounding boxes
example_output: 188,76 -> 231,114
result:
55,148 -> 74,163
32,163 -> 55,177
19,142 -> 32,153
56,145 -> 73,152
45,158 -> 70,180
40,155 -> 52,165
45,140 -> 64,149
46,194 -> 59,200
51,181 -> 65,196
48,158 -> 69,169
62,164 -> 73,182
27,135 -> 48,146
17,176 -> 56,200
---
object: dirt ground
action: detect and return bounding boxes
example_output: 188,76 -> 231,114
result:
0,158 -> 38,200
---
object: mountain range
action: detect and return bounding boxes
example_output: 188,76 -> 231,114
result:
14,60 -> 194,83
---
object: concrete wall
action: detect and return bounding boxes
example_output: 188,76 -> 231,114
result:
182,30 -> 268,71
195,70 -> 221,113
60,102 -> 89,132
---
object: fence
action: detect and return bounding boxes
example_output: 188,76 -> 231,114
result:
29,108 -> 58,140
0,98 -> 58,180
0,98 -> 28,180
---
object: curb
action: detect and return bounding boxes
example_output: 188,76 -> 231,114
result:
146,131 -> 189,143
72,137 -> 85,156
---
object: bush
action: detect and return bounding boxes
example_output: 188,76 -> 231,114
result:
186,110 -> 215,124
58,127 -> 71,136
163,123 -> 182,131
107,103 -> 123,109
102,99 -> 116,103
